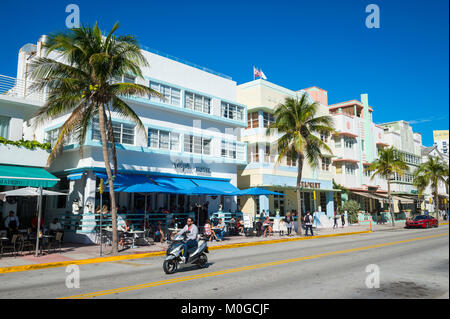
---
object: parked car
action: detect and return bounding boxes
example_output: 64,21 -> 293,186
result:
405,215 -> 438,229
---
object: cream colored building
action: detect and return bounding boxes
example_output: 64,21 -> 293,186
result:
236,79 -> 337,220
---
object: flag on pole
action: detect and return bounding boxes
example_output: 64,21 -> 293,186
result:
253,66 -> 262,78
253,66 -> 267,80
260,69 -> 267,80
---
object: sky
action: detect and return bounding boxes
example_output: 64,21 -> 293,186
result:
0,0 -> 448,146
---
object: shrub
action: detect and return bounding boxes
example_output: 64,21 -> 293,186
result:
343,200 -> 360,224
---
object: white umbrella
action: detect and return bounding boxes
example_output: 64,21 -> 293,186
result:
0,187 -> 67,200
0,187 -> 67,256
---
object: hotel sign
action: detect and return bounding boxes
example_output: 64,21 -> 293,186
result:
172,161 -> 211,176
300,181 -> 321,189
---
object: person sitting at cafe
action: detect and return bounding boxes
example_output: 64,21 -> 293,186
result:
168,217 -> 178,229
48,218 -> 63,235
154,221 -> 165,243
263,217 -> 273,237
48,218 -> 64,242
215,218 -> 226,241
31,212 -> 44,233
118,219 -> 132,248
236,217 -> 244,235
203,219 -> 219,241
4,211 -> 19,239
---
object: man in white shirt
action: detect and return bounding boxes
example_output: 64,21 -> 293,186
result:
175,217 -> 198,263
49,218 -> 63,233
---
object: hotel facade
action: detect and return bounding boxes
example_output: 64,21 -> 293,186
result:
236,80 -> 337,222
2,36 -> 247,242
1,36 -> 447,237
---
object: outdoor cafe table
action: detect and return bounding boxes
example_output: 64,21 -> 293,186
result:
127,230 -> 144,248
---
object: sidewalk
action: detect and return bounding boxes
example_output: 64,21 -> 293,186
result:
1,222 -> 446,270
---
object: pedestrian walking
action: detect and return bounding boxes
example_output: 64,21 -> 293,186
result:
333,212 -> 338,229
304,211 -> 313,236
341,213 -> 345,228
285,213 -> 294,236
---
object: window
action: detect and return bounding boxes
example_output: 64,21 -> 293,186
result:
361,139 -> 364,151
247,112 -> 259,129
320,132 -> 329,143
0,116 -> 10,139
45,128 -> 76,147
364,168 -> 372,177
92,119 -> 135,145
45,129 -> 59,147
221,102 -> 244,121
336,164 -> 342,174
185,92 -> 211,114
344,136 -> 354,149
148,128 -> 180,151
345,163 -> 356,175
221,140 -> 237,159
111,74 -> 136,84
263,112 -> 274,128
184,135 -> 211,155
321,157 -> 331,171
149,81 -> 181,106
335,136 -> 341,148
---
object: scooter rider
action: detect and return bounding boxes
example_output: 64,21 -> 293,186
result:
175,217 -> 198,264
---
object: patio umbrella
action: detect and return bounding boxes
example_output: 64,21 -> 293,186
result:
236,187 -> 285,224
0,187 -> 66,200
237,188 -> 285,196
0,187 -> 67,257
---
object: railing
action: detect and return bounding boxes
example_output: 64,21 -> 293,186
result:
141,45 -> 233,80
0,74 -> 45,102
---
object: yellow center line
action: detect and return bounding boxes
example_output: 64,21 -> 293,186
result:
61,232 -> 448,299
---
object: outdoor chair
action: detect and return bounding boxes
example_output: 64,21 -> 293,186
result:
48,232 -> 63,254
18,234 -> 34,255
0,234 -> 20,258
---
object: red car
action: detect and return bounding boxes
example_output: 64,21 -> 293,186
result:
405,215 -> 438,229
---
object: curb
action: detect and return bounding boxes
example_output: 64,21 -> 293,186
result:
0,230 -> 372,274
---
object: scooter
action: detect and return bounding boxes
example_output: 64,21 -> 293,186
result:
163,232 -> 209,274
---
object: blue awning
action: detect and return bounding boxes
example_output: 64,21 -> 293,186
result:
117,182 -> 176,194
191,178 -> 240,195
150,176 -> 197,191
67,173 -> 84,181
237,187 -> 285,196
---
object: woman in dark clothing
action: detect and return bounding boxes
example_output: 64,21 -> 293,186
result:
341,213 -> 345,228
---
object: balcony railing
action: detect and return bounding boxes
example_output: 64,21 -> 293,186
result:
0,74 -> 45,102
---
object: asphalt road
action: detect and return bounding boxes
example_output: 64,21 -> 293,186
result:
0,225 -> 448,299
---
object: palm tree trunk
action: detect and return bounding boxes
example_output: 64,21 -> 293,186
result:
296,154 -> 304,235
434,179 -> 438,221
387,178 -> 395,227
98,103 -> 119,254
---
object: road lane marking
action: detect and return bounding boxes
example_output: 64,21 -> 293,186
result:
61,232 -> 448,299
0,230 -> 374,274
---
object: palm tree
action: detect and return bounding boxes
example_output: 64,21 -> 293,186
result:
29,22 -> 161,254
413,155 -> 449,220
267,95 -> 334,235
366,147 -> 408,227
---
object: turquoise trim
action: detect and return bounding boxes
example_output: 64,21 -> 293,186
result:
144,123 -> 243,144
83,140 -> 246,165
126,95 -> 247,127
56,166 -> 233,182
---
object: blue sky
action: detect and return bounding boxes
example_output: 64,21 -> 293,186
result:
0,0 -> 448,146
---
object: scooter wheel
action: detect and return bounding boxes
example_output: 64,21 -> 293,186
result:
196,253 -> 208,269
163,260 -> 178,274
